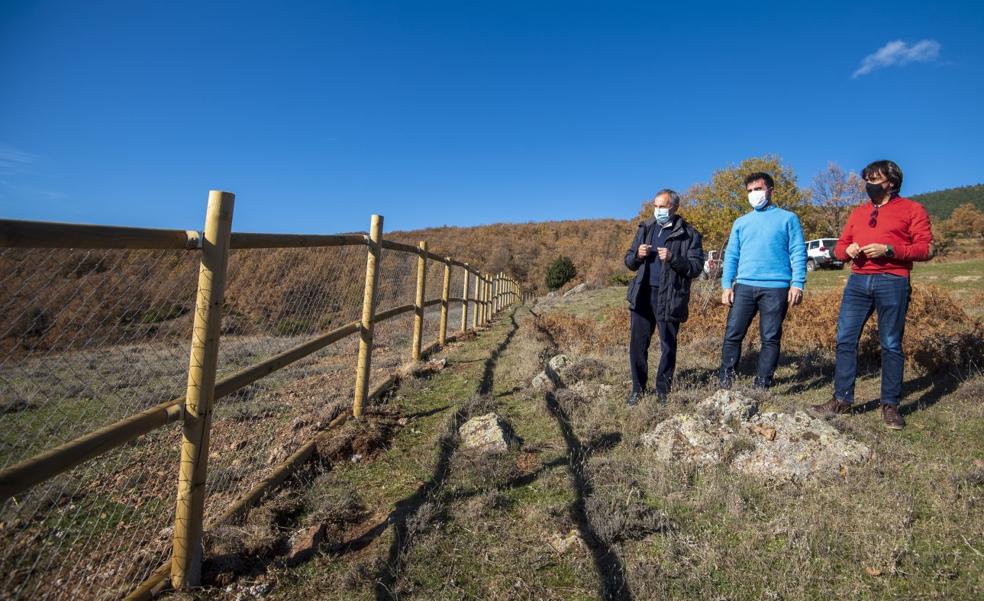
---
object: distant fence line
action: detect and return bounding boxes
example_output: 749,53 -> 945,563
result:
0,190 -> 530,599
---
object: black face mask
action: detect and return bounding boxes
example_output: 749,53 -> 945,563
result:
865,182 -> 887,202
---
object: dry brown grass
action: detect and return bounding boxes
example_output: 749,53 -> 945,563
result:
538,284 -> 984,376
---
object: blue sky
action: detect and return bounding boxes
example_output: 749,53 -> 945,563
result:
1,0 -> 982,234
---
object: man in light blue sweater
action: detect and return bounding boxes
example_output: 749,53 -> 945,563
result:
719,172 -> 807,389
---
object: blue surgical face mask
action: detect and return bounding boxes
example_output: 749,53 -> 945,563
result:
654,207 -> 671,225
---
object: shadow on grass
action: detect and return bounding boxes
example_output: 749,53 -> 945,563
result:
371,311 -> 521,600
544,389 -> 632,601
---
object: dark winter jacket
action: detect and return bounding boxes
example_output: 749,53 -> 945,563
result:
623,216 -> 705,322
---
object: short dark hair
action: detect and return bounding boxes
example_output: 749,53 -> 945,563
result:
861,160 -> 903,194
744,172 -> 774,189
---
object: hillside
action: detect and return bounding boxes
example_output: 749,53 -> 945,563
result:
388,218 -> 634,292
911,183 -> 984,219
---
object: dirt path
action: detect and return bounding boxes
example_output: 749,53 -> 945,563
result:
170,304 -> 605,600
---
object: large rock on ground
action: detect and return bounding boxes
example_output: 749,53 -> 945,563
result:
545,354 -> 573,387
641,390 -> 871,482
458,413 -> 519,453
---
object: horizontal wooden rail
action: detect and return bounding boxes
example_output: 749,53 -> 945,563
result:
375,303 -> 415,322
0,320 -> 363,501
214,320 -> 360,398
0,398 -> 184,500
423,298 -> 442,308
380,239 -> 419,254
229,232 -> 367,249
0,219 -> 201,250
424,250 -> 447,264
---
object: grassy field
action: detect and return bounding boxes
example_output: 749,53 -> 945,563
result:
806,258 -> 984,319
159,274 -> 983,600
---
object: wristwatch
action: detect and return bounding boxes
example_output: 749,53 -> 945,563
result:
885,244 -> 895,258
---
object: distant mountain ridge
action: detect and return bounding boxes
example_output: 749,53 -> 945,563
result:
911,183 -> 984,219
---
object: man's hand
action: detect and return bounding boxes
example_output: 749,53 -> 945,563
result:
721,289 -> 734,307
860,243 -> 889,258
657,247 -> 671,262
845,242 -> 861,259
637,244 -> 651,259
788,287 -> 803,306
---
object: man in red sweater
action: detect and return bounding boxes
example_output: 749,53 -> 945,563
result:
811,160 -> 933,429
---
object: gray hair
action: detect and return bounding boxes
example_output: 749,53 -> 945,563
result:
653,188 -> 680,208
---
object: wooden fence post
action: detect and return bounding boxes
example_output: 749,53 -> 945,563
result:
353,214 -> 383,417
170,190 -> 234,589
483,273 -> 488,324
439,259 -> 451,346
494,273 -> 500,314
460,265 -> 470,333
471,269 -> 479,330
486,275 -> 491,323
411,240 -> 427,361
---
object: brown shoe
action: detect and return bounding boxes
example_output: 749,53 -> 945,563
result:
810,397 -> 852,416
881,404 -> 905,430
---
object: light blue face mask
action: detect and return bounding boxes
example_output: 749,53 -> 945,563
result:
654,207 -> 671,225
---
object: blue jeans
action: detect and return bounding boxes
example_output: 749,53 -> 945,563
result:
834,273 -> 911,406
719,284 -> 789,388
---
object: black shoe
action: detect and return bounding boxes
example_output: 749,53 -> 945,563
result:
627,391 -> 642,406
655,392 -> 668,405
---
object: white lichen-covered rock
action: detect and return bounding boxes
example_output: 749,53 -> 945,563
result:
531,371 -> 553,392
641,390 -> 871,482
697,389 -> 758,423
732,411 -> 872,481
458,413 -> 518,453
545,354 -> 573,386
640,413 -> 730,466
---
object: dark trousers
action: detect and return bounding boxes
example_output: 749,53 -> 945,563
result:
834,273 -> 910,406
629,284 -> 680,395
719,284 -> 789,388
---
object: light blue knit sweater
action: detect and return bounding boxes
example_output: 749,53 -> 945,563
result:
721,204 -> 807,289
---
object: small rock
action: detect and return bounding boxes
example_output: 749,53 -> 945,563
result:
531,371 -> 553,392
290,417 -> 313,431
563,282 -> 589,297
266,445 -> 290,465
458,413 -> 520,453
397,417 -> 409,426
286,524 -> 327,566
548,529 -> 584,554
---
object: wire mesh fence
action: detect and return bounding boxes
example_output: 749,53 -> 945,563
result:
204,245 -> 367,523
0,246 -> 200,599
0,213 -> 521,600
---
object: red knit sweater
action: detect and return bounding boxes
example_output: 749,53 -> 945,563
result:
834,196 -> 934,276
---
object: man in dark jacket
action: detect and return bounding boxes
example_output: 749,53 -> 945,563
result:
624,189 -> 705,405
